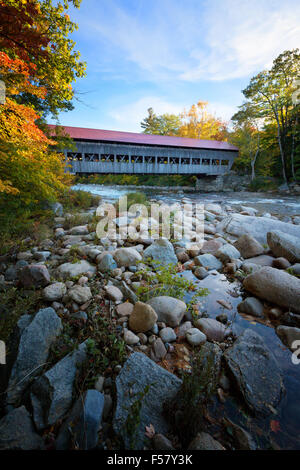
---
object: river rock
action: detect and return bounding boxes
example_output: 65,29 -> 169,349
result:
113,352 -> 182,449
69,225 -> 89,235
200,239 -> 223,255
128,301 -> 157,333
143,238 -> 177,266
68,285 -> 92,304
216,244 -> 240,263
30,342 -> 87,429
113,247 -> 142,267
19,264 -> 50,288
57,260 -> 96,279
245,255 -> 274,266
205,203 -> 223,215
188,432 -> 225,450
43,282 -> 67,301
56,389 -> 104,450
194,254 -> 223,270
237,297 -> 264,318
98,253 -> 117,273
124,329 -> 140,345
276,325 -> 300,351
116,302 -> 134,317
194,266 -> 209,279
243,266 -> 300,313
150,338 -> 167,361
234,234 -> 264,259
7,308 -> 62,405
195,318 -> 228,342
159,327 -> 177,343
267,230 -> 300,263
104,285 -> 123,301
217,214 -> 300,244
146,296 -> 186,327
186,328 -> 207,346
224,329 -> 284,416
0,406 -> 44,450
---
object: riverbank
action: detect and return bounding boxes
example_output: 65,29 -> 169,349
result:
0,192 -> 300,450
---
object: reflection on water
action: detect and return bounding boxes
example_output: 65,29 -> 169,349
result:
181,270 -> 300,450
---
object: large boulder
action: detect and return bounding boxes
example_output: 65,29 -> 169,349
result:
224,329 -> 284,416
56,389 -> 104,450
146,296 -> 186,327
7,308 -> 62,405
143,239 -> 177,266
113,247 -> 142,267
243,266 -> 300,313
267,230 -> 300,263
234,234 -> 264,259
113,352 -> 182,449
0,406 -> 44,450
217,214 -> 300,244
57,260 -> 96,279
19,264 -> 50,288
128,301 -> 157,333
30,342 -> 87,429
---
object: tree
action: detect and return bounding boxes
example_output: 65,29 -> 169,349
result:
0,0 -> 85,206
178,101 -> 228,141
241,49 -> 300,184
141,107 -> 182,135
231,104 -> 261,179
0,0 -> 86,118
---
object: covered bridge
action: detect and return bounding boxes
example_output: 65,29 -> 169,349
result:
48,125 -> 238,176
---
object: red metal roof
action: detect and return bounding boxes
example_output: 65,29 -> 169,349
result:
48,124 -> 238,151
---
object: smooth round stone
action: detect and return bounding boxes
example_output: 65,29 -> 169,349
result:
159,327 -> 177,343
186,328 -> 207,346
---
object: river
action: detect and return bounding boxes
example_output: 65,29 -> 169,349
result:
73,183 -> 300,449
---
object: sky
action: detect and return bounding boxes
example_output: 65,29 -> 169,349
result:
50,0 -> 300,133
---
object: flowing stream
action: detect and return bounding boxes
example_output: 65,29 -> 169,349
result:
73,183 -> 300,449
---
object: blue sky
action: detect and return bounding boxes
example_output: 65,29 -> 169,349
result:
50,0 -> 300,132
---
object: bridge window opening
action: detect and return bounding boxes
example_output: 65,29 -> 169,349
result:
67,152 -> 82,161
132,156 -> 143,163
170,157 -> 180,164
145,156 -> 154,163
181,158 -> 190,165
116,155 -> 129,162
158,157 -> 167,164
85,153 -> 99,162
202,158 -> 210,165
212,159 -> 219,165
192,158 -> 201,165
221,160 -> 229,166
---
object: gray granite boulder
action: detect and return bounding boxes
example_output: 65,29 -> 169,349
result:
267,230 -> 300,263
30,342 -> 87,429
224,329 -> 284,416
7,308 -> 62,405
143,239 -> 177,266
113,352 -> 182,449
0,406 -> 44,450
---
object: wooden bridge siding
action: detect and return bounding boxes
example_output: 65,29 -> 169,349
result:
65,141 -> 236,175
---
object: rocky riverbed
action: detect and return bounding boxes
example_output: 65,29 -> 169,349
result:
0,192 -> 300,450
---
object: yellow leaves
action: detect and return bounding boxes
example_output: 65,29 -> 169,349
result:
178,101 -> 228,141
0,179 -> 19,194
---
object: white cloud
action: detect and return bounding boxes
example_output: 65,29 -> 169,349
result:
83,0 -> 300,82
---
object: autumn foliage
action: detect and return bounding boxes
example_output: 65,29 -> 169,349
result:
0,0 -> 85,209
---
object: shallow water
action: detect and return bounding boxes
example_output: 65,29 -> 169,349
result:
181,270 -> 300,450
73,183 -> 300,448
72,183 -> 300,216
